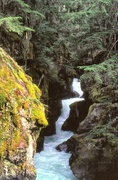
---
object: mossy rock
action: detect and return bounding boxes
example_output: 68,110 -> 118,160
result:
0,47 -> 48,178
79,55 -> 118,102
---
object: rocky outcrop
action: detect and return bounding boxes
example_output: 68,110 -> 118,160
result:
80,56 -> 118,103
70,56 -> 118,180
0,48 -> 48,180
61,99 -> 92,132
57,56 -> 118,180
70,102 -> 118,180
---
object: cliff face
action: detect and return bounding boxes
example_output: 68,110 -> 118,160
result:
0,48 -> 48,179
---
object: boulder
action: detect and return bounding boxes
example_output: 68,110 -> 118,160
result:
69,103 -> 118,180
0,48 -> 48,179
62,99 -> 92,132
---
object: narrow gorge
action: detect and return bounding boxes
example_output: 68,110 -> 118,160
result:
0,0 -> 118,180
34,78 -> 84,180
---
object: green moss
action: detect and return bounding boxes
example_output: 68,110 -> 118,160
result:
10,130 -> 22,150
18,70 -> 29,83
0,116 -> 10,157
96,95 -> 112,103
12,114 -> 21,127
79,55 -> 118,102
90,86 -> 101,99
31,103 -> 48,126
25,83 -> 36,99
0,92 -> 7,108
33,84 -> 42,98
0,140 -> 6,157
85,125 -> 118,146
0,47 -> 48,160
18,70 -> 41,99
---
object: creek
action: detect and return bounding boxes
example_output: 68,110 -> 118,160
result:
34,78 -> 84,180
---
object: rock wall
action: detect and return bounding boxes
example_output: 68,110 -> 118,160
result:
70,103 -> 118,180
70,56 -> 118,180
61,99 -> 92,132
0,48 -> 48,179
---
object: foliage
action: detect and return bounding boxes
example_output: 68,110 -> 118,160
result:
0,0 -> 44,38
31,0 -> 118,82
32,1 -> 59,80
78,55 -> 118,84
0,15 -> 34,36
60,0 -> 118,61
9,0 -> 45,18
32,0 -> 76,80
0,0 -> 117,82
78,55 -> 118,102
9,0 -> 30,9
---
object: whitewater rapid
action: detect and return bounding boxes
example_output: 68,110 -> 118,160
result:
34,78 -> 84,180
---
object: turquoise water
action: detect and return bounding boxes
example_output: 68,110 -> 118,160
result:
34,100 -> 80,180
34,79 -> 83,180
34,132 -> 77,180
34,100 -> 82,180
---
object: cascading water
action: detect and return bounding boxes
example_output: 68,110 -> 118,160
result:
34,78 -> 84,180
71,78 -> 83,97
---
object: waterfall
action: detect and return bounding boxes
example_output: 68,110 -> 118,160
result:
34,78 -> 84,180
71,78 -> 83,97
56,97 -> 84,135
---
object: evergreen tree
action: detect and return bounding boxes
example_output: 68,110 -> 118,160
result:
0,0 -> 117,81
58,0 -> 118,63
0,0 -> 44,70
0,0 -> 44,35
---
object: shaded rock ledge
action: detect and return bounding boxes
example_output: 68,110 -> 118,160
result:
61,99 -> 92,133
0,48 -> 48,180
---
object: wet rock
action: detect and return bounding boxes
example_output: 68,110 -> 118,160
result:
56,137 -> 77,153
36,136 -> 44,152
69,102 -> 118,180
62,99 -> 92,132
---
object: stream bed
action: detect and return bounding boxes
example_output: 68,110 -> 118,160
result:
34,79 -> 83,180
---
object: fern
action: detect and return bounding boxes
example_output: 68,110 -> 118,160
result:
79,65 -> 95,71
78,55 -> 118,72
78,55 -> 118,86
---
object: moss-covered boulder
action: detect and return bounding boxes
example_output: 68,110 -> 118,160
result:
0,48 -> 48,179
